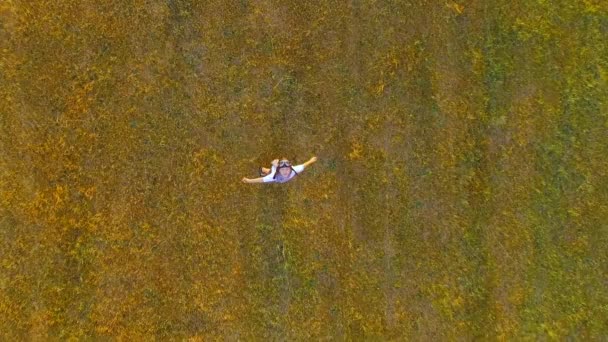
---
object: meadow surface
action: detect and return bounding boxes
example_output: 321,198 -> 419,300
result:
1,0 -> 607,339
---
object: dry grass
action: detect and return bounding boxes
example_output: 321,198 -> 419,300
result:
1,0 -> 607,339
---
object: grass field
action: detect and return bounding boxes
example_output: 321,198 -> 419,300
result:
1,0 -> 607,339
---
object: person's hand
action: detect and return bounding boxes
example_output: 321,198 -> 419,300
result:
271,159 -> 279,167
310,156 -> 318,163
241,177 -> 250,183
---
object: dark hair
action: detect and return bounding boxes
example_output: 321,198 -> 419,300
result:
273,158 -> 299,180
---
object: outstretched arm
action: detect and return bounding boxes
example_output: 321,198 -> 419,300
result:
242,163 -> 277,184
241,177 -> 265,184
302,156 -> 318,168
293,156 -> 318,173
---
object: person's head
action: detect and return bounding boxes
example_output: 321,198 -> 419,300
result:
276,158 -> 292,178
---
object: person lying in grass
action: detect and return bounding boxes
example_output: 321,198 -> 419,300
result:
242,156 -> 317,184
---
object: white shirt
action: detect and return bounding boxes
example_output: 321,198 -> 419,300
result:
262,164 -> 305,183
